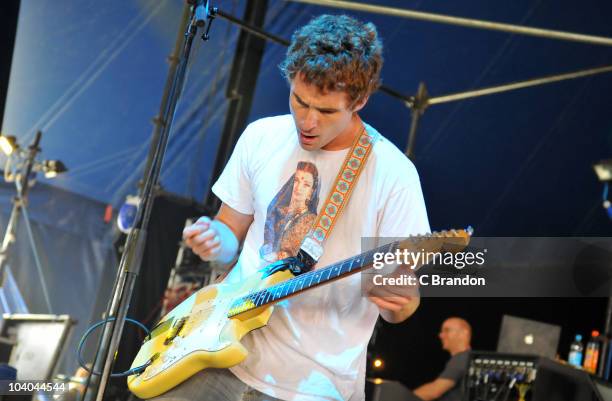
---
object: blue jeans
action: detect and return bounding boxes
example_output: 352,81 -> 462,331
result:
147,369 -> 284,401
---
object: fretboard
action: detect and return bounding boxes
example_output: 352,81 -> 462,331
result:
227,229 -> 469,317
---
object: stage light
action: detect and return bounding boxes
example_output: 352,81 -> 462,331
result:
593,160 -> 612,182
373,358 -> 384,369
0,135 -> 18,155
42,160 -> 68,178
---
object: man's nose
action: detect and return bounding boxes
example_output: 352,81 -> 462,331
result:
301,108 -> 318,131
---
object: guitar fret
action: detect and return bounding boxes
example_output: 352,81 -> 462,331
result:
263,288 -> 273,304
294,272 -> 311,292
297,276 -> 306,291
293,276 -> 305,293
273,284 -> 284,300
254,290 -> 266,308
335,264 -> 343,275
258,290 -> 268,306
339,260 -> 351,275
322,267 -> 332,281
281,281 -> 292,297
272,285 -> 281,301
335,261 -> 345,275
274,284 -> 284,299
278,283 -> 287,298
289,278 -> 299,297
348,258 -> 358,272
306,271 -> 316,288
350,257 -> 360,272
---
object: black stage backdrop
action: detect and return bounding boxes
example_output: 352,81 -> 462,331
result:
0,0 -> 20,126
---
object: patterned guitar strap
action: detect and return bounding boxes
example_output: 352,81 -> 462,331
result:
293,123 -> 380,273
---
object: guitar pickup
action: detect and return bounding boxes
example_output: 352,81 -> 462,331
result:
142,319 -> 173,344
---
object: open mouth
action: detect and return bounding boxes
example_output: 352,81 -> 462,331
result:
299,131 -> 317,144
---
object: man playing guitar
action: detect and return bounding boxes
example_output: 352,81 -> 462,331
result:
169,14 -> 430,401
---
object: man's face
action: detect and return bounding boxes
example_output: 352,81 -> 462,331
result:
439,319 -> 463,352
289,74 -> 365,151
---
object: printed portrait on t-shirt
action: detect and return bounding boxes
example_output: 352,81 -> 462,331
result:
259,161 -> 321,262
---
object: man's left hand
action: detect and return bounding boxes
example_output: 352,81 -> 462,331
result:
366,266 -> 420,323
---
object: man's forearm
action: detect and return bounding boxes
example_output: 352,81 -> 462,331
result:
413,382 -> 437,401
413,378 -> 455,400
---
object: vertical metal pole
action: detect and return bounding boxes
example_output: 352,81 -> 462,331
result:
404,83 -> 429,159
405,107 -> 422,160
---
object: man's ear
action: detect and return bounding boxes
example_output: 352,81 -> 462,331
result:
351,95 -> 369,112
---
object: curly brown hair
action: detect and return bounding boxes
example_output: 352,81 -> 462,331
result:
279,14 -> 383,108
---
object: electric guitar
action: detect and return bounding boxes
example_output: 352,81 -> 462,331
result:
127,228 -> 472,398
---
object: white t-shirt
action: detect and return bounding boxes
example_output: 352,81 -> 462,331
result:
212,114 -> 430,401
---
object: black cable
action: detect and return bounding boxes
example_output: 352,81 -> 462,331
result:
481,373 -> 490,401
77,317 -> 151,378
491,375 -> 510,401
500,377 -> 517,401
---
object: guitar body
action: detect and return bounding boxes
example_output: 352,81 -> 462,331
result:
127,269 -> 294,399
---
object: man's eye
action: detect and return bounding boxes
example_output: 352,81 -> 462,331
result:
293,97 -> 307,107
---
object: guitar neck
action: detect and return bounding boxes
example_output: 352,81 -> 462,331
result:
228,246 -> 384,317
227,229 -> 471,317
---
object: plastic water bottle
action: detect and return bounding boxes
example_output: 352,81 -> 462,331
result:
583,330 -> 601,374
568,334 -> 584,367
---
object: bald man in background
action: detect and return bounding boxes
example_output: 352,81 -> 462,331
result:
413,317 -> 472,401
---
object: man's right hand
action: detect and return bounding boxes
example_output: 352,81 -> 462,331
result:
183,216 -> 222,261
182,204 -> 253,264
